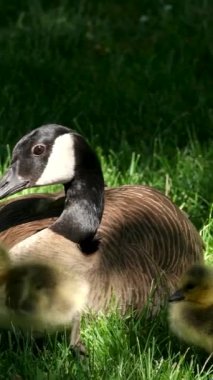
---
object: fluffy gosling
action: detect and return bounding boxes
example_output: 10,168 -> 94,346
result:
0,245 -> 89,346
168,264 -> 213,354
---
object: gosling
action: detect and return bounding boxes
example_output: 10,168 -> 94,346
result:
168,264 -> 213,354
0,246 -> 89,346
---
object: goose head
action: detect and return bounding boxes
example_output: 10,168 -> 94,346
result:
0,124 -> 105,250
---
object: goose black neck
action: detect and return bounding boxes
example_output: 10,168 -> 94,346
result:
50,134 -> 105,254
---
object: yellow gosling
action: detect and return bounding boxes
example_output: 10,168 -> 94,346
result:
168,264 -> 213,354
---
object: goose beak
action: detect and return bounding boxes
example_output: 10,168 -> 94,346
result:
0,165 -> 29,199
169,289 -> 185,302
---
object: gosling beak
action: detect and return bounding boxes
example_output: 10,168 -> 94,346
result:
169,289 -> 185,302
0,164 -> 29,199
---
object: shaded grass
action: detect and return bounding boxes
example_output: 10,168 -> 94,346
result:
0,0 -> 212,156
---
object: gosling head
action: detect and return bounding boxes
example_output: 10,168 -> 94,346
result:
169,265 -> 213,306
5,262 -> 89,331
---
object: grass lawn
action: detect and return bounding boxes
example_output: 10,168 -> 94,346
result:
0,0 -> 212,378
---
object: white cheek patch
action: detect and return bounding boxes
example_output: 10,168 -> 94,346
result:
36,134 -> 75,186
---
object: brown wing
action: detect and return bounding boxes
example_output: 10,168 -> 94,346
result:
88,185 -> 204,310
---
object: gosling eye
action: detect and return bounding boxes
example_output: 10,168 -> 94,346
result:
31,144 -> 46,156
185,282 -> 196,291
35,283 -> 44,291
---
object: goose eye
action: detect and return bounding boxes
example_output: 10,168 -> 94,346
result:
32,144 -> 46,156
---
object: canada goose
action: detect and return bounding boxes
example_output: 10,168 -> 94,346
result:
0,124 -> 204,344
168,264 -> 213,354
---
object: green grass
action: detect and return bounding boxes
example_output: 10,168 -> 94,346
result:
1,310 -> 213,380
0,0 -> 212,378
